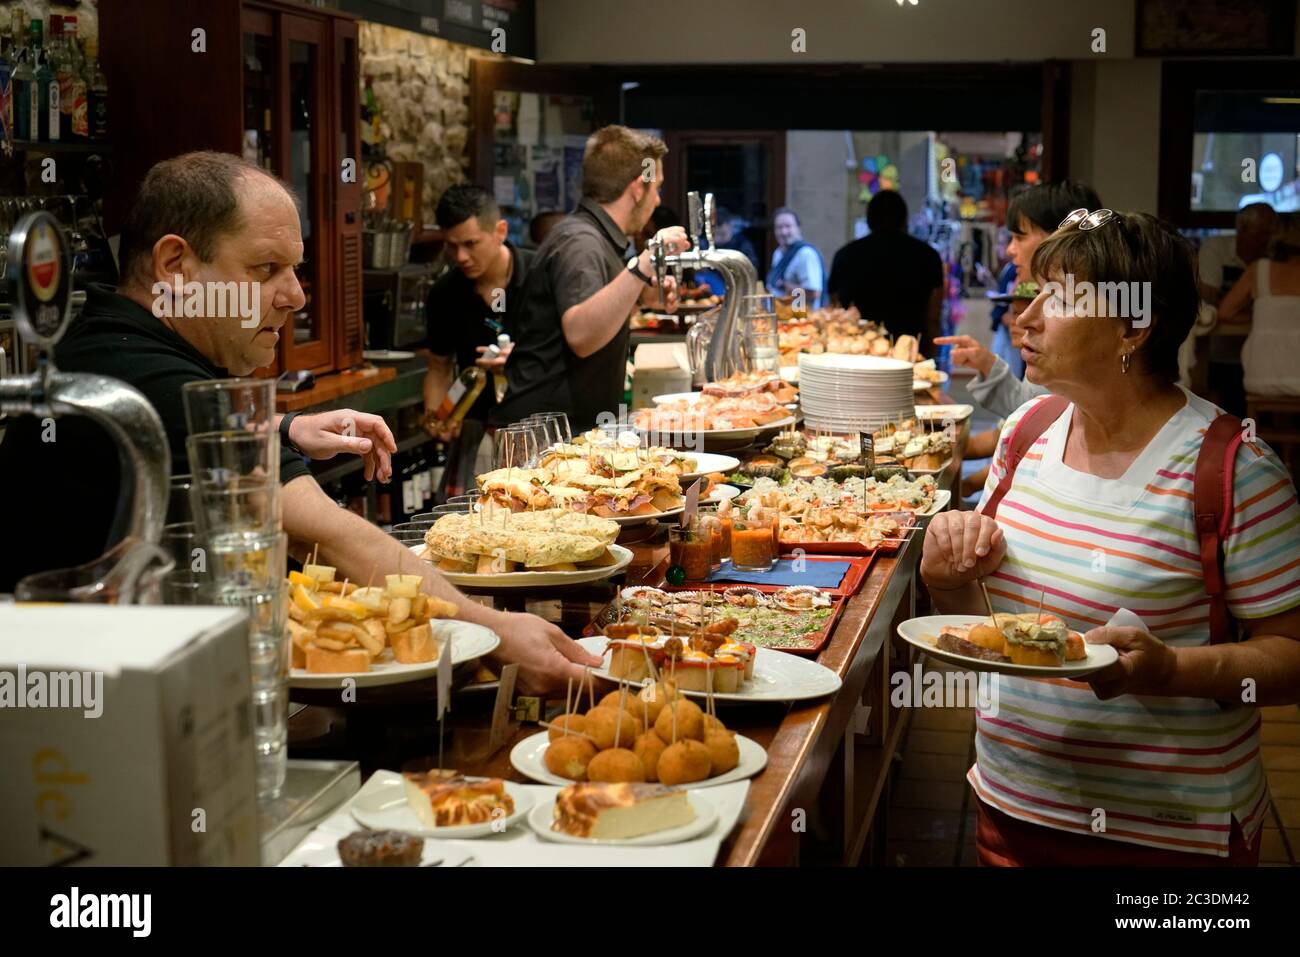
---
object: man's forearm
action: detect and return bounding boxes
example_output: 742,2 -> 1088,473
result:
282,475 -> 499,627
562,270 -> 644,358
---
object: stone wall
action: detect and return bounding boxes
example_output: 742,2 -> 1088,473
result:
359,23 -> 473,226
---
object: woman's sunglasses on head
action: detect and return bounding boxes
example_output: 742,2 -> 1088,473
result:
1058,208 -> 1116,231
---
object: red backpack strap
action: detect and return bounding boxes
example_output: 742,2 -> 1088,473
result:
982,396 -> 1070,520
1194,413 -> 1244,645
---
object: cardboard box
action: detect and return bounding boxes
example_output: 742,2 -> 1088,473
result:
631,342 -> 692,410
0,605 -> 260,866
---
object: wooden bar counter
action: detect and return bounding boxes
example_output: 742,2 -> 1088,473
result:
287,393 -> 962,866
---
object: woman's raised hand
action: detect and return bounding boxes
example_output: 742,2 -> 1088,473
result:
920,510 -> 1006,592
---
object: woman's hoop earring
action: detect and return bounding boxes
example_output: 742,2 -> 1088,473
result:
1121,352 -> 1132,374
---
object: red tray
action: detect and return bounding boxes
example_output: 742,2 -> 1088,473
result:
661,553 -> 873,599
583,592 -> 846,657
777,512 -> 919,557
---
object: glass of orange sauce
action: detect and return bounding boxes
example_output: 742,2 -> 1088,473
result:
731,512 -> 778,572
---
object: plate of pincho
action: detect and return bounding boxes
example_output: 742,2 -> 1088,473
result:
510,673 -> 767,789
575,617 -> 842,702
411,508 -> 634,586
594,584 -> 845,656
349,770 -> 534,838
530,782 -> 719,846
286,564 -> 500,687
632,380 -> 798,442
897,613 -> 1119,677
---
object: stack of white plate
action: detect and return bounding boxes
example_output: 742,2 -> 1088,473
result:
798,353 -> 915,433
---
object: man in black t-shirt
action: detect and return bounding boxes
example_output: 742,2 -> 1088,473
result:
0,151 -> 598,693
492,125 -> 689,431
828,190 -> 944,355
422,185 -> 533,496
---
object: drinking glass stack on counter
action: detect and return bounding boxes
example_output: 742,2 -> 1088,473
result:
181,377 -> 291,802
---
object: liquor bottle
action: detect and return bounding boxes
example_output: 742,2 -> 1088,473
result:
84,37 -> 107,140
11,19 -> 32,141
421,367 -> 487,428
31,21 -> 57,142
0,16 -> 13,142
58,14 -> 87,139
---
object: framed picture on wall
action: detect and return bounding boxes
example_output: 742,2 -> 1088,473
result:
1136,0 -> 1296,56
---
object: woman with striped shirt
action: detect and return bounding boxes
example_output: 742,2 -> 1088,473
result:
920,210 -> 1300,865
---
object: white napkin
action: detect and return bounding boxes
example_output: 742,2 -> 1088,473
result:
1104,607 -> 1146,631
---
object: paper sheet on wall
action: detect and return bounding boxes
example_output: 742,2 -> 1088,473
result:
493,175 -> 516,206
517,92 -> 541,147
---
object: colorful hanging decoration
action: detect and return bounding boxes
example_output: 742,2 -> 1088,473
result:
857,153 -> 898,202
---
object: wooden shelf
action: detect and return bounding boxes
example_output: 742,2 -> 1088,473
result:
8,139 -> 112,154
274,365 -> 396,412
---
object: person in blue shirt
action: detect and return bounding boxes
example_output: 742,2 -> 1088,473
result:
767,207 -> 825,308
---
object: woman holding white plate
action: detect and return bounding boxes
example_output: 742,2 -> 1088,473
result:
919,210 -> 1300,867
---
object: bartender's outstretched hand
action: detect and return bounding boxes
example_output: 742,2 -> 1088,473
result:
920,510 -> 1005,592
474,342 -> 511,372
290,409 -> 397,483
490,610 -> 603,695
933,335 -> 996,377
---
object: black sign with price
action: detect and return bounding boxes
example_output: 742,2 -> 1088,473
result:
340,0 -> 536,60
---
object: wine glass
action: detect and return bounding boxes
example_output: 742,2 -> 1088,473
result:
494,425 -> 536,472
536,411 -> 572,446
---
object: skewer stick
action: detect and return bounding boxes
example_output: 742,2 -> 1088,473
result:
615,679 -> 627,750
310,542 -> 319,568
365,565 -> 376,590
979,579 -> 996,621
538,720 -> 600,746
1036,585 -> 1047,622
563,676 -> 573,736
586,667 -> 596,712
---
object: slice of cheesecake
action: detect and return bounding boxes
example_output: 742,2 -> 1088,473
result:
552,782 -> 696,840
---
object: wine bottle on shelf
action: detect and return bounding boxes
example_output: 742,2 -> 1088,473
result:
429,442 -> 446,500
421,367 -> 487,429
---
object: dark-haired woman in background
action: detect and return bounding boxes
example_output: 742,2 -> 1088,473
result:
937,180 -> 1101,418
922,210 -> 1300,866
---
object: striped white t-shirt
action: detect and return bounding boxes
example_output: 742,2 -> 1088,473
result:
970,387 -> 1300,856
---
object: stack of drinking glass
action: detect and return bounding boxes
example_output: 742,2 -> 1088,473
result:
178,378 -> 289,802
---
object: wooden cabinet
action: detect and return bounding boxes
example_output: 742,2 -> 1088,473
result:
101,0 -> 363,376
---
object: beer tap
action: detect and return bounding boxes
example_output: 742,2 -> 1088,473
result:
0,212 -> 171,603
667,191 -> 759,382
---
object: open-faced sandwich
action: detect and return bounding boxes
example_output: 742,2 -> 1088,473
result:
935,612 -> 1086,667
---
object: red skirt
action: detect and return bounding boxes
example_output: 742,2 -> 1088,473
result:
976,800 -> 1261,867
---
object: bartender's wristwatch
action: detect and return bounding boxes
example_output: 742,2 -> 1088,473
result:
280,411 -> 304,456
626,255 -> 654,286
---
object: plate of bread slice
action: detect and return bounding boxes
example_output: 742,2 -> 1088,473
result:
287,562 -> 499,687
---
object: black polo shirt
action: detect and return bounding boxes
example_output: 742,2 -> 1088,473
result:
424,240 -> 533,423
0,284 -> 310,592
828,231 -> 944,352
492,198 -> 635,431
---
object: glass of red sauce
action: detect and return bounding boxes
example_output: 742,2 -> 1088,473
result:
669,524 -> 714,582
